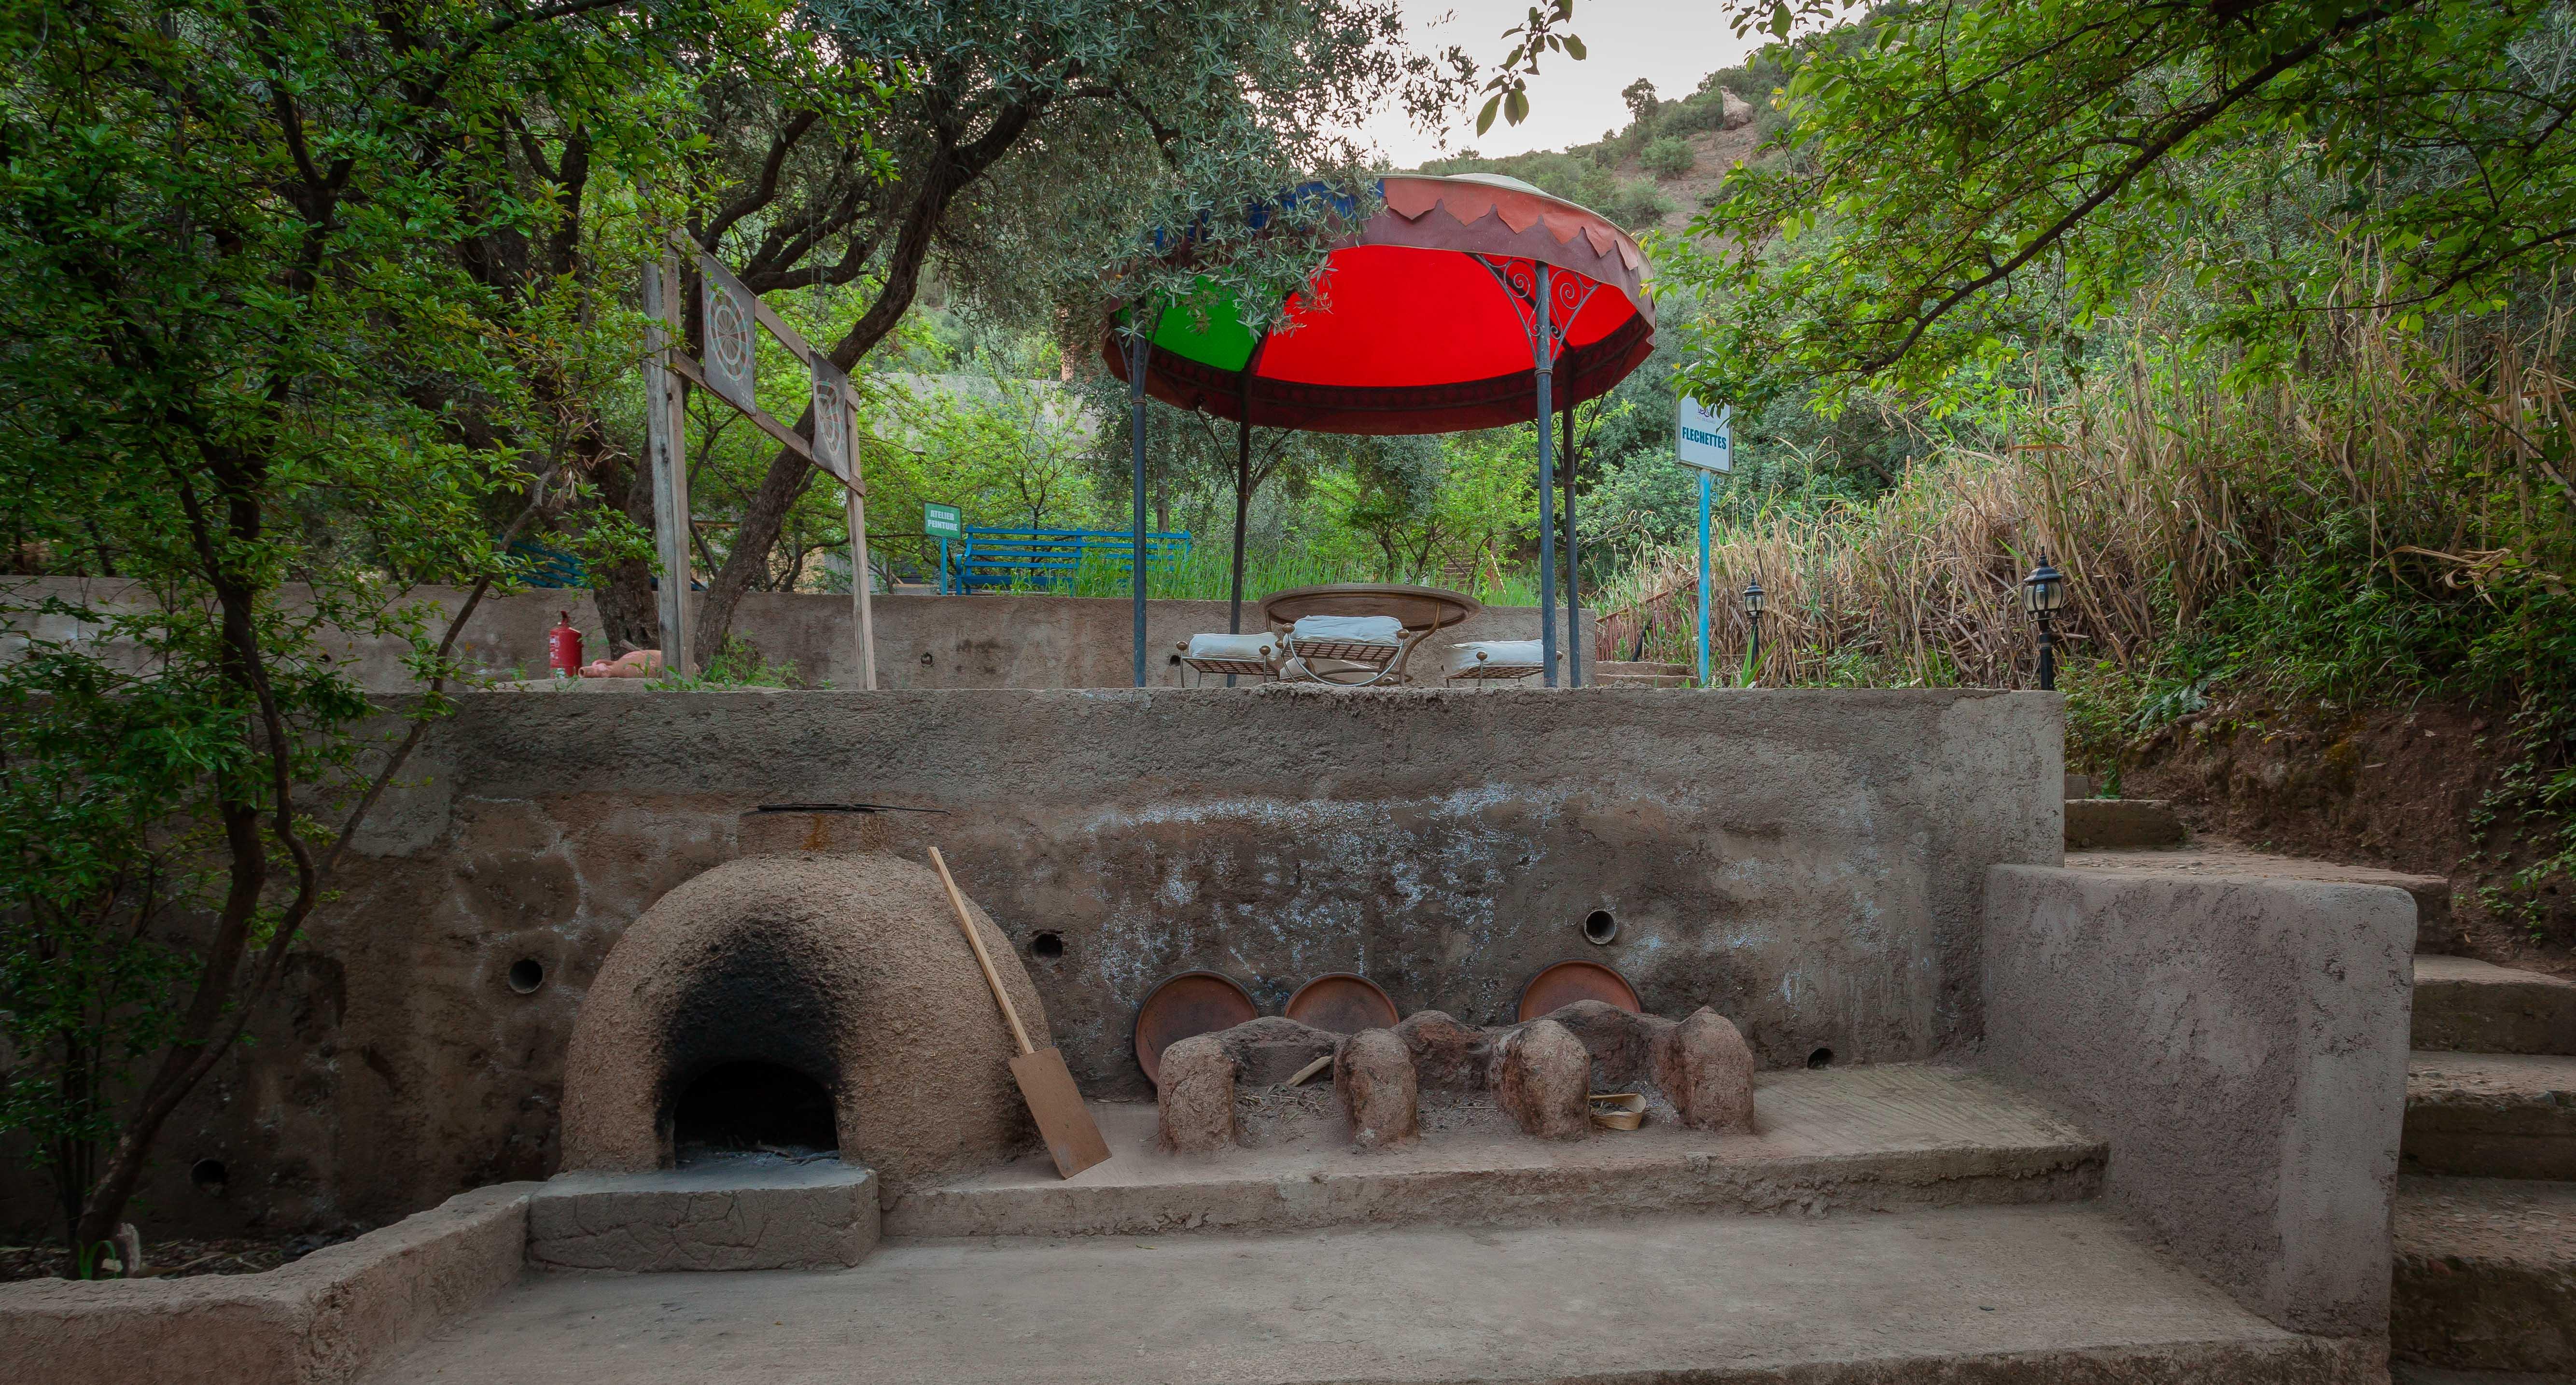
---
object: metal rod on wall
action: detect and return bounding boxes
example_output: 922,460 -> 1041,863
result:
1127,305 -> 1151,689
1562,390 -> 1582,687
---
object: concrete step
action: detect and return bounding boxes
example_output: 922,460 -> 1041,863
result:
2406,1053 -> 2576,1179
2066,844 -> 2453,951
886,1063 -> 2104,1238
527,1158 -> 877,1272
2393,1176 -> 2576,1375
1591,660 -> 1693,688
374,1203 -> 2374,1385
2390,1359 -> 2576,1370
2395,1369 -> 2576,1385
2065,798 -> 2188,848
2416,957 -> 2576,1055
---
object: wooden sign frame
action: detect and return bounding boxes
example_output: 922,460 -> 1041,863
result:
641,232 -> 878,688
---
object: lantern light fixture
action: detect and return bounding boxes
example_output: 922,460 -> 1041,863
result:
1741,577 -> 1766,686
2021,553 -> 2067,690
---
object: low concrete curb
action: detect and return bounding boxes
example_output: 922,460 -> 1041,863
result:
529,1160 -> 879,1272
0,1181 -> 534,1385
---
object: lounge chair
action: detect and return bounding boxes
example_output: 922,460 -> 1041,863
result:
1442,639 -> 1549,683
1177,632 -> 1280,683
1283,614 -> 1408,686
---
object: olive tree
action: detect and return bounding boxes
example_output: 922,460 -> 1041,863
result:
674,0 -> 1469,664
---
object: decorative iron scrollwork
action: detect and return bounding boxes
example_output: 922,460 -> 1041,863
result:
1472,254 -> 1602,372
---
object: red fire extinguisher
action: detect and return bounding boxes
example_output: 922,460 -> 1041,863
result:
547,611 -> 583,678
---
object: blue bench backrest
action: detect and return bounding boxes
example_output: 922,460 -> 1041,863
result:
952,527 -> 1192,591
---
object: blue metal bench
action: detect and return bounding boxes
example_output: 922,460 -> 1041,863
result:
947,526 -> 1191,593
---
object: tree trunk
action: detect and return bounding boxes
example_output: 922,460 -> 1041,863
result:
590,452 -> 662,655
690,102 -> 1040,667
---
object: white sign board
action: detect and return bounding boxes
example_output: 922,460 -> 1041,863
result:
1678,398 -> 1733,474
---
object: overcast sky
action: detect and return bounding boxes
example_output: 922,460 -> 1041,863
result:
1357,0 -> 1767,167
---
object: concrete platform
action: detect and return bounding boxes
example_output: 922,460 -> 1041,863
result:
527,1156 -> 878,1273
366,1203 -> 2375,1385
2414,957 -> 2576,1056
2393,1176 -> 2576,1374
887,1063 -> 2104,1238
2405,1054 -> 2576,1180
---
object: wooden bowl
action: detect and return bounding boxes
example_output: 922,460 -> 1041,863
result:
1133,971 -> 1258,1086
1283,973 -> 1400,1035
1589,1092 -> 1646,1131
1516,959 -> 1642,1021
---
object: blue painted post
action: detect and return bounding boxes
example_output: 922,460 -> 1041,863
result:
1535,264 -> 1557,687
1697,471 -> 1713,688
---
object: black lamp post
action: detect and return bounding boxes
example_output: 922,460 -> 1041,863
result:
1741,577 -> 1766,686
2021,552 -> 2065,691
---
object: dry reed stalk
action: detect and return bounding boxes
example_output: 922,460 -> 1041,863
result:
1590,308 -> 2576,690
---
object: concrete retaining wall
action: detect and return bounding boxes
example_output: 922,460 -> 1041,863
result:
2,578 -> 1590,691
1982,864 -> 2415,1337
3,686 -> 2057,1236
0,1182 -> 532,1385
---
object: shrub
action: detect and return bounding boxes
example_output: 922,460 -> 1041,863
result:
1642,137 -> 1697,179
1604,179 -> 1675,228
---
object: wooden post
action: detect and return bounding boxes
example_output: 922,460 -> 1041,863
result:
845,438 -> 879,691
640,252 -> 695,677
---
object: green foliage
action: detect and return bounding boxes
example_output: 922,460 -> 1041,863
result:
1475,0 -> 1587,135
1621,78 -> 1660,124
1666,0 -> 2576,407
1641,137 -> 1697,180
1419,146 -> 1673,229
657,636 -> 808,688
0,0 -> 791,1252
0,634 -> 217,1243
1309,429 -> 1536,585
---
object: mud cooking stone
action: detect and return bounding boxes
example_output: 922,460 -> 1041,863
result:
527,1156 -> 878,1272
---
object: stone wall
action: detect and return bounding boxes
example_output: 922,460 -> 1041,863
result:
0,685 -> 2059,1238
2,578 -> 1591,691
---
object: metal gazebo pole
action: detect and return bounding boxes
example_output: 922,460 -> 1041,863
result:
1225,334 -> 1268,688
1562,386 -> 1582,687
1535,263 -> 1558,687
1126,303 -> 1153,688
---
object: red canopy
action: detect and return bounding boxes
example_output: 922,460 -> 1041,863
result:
1106,174 -> 1656,435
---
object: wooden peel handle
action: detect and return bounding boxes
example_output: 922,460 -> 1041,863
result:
930,847 -> 1035,1057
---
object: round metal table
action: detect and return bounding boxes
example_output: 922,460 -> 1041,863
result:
1258,583 -> 1482,686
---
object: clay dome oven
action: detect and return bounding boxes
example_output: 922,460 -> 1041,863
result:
559,853 -> 1051,1187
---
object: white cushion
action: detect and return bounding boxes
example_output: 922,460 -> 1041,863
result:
1186,632 -> 1277,662
1290,615 -> 1404,645
1443,639 -> 1547,677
